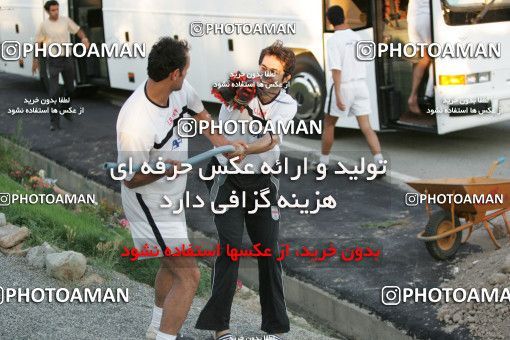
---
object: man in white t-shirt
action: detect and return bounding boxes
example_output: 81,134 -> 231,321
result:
407,0 -> 433,114
33,0 -> 90,130
116,37 -> 246,340
313,5 -> 385,173
195,41 -> 296,340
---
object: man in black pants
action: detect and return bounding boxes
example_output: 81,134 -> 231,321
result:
32,0 -> 90,130
196,41 -> 297,340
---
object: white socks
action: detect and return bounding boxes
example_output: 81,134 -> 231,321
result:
151,305 -> 178,340
150,305 -> 163,330
155,331 -> 176,340
373,153 -> 384,166
319,154 -> 330,164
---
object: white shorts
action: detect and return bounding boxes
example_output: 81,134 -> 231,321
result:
121,186 -> 189,260
408,14 -> 432,44
324,79 -> 371,117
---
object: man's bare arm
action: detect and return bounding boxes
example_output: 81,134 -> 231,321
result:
193,109 -> 248,157
245,132 -> 279,155
123,172 -> 165,189
75,29 -> 90,48
193,109 -> 230,147
32,25 -> 44,75
332,69 -> 346,111
32,50 -> 40,75
332,69 -> 342,97
123,160 -> 180,189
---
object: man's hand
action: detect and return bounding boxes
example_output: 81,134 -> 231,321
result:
81,37 -> 90,49
225,140 -> 248,162
336,96 -> 346,112
164,160 -> 182,177
32,58 -> 39,75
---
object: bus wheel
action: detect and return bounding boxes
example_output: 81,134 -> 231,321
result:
288,55 -> 325,132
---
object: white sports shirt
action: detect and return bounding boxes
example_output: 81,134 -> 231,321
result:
215,90 -> 297,172
326,28 -> 367,83
116,79 -> 204,195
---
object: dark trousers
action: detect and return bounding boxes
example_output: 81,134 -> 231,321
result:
195,158 -> 290,334
47,57 -> 75,124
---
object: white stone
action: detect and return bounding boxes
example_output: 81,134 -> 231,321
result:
0,213 -> 6,226
488,272 -> 507,285
45,251 -> 87,281
501,255 -> 510,274
452,311 -> 463,323
0,224 -> 30,248
79,273 -> 105,286
0,242 -> 27,256
27,242 -> 57,268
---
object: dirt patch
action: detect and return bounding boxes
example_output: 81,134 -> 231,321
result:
436,241 -> 510,339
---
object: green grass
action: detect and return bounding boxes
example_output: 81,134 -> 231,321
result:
0,172 -> 211,296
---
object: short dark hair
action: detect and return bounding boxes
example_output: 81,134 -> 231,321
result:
147,37 -> 190,82
44,0 -> 59,12
326,5 -> 345,26
258,40 -> 296,76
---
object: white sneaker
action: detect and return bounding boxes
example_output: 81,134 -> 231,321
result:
309,160 -> 330,173
264,335 -> 283,340
146,325 -> 158,340
215,333 -> 236,340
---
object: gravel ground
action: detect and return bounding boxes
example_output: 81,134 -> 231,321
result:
0,252 -> 340,340
436,233 -> 510,340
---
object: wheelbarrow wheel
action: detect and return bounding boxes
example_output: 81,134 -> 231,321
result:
423,211 -> 462,260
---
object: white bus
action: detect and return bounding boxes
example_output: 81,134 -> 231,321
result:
1,0 -> 509,134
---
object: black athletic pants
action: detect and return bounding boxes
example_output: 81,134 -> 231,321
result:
47,56 -> 75,125
195,158 -> 290,334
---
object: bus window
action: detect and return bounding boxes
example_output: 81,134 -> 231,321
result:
324,0 -> 371,31
442,0 -> 510,25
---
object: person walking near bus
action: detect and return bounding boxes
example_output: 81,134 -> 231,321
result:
32,0 -> 90,130
312,5 -> 385,173
407,0 -> 433,114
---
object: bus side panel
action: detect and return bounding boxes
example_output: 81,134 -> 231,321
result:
102,7 -> 169,91
103,3 -> 212,96
0,0 -> 44,78
102,0 -> 323,103
433,0 -> 510,134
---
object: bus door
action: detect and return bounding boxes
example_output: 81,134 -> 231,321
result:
432,0 -> 510,134
68,0 -> 109,87
378,0 -> 437,131
323,0 -> 381,131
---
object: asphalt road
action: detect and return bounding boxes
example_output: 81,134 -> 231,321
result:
285,119 -> 510,180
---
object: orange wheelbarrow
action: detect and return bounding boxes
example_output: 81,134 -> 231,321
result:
407,157 -> 510,260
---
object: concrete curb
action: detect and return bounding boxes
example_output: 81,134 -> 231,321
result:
0,136 -> 413,340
